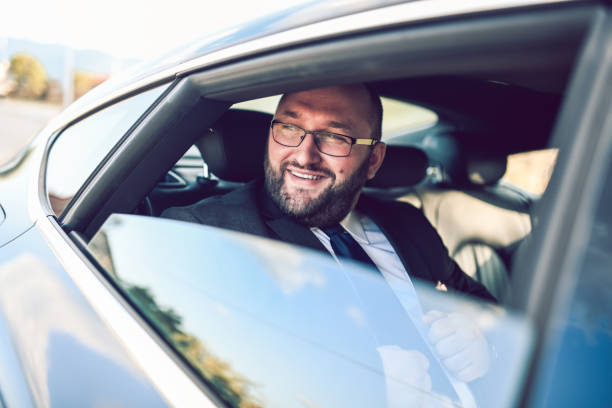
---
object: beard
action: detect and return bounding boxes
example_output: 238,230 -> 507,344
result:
264,152 -> 370,227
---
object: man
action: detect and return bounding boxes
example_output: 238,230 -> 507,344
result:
163,84 -> 494,302
164,85 -> 496,404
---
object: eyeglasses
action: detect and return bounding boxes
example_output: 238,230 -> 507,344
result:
270,120 -> 378,157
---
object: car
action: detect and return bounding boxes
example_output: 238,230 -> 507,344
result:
1,0 -> 611,406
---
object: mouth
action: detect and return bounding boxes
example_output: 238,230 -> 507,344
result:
287,169 -> 325,181
284,165 -> 333,189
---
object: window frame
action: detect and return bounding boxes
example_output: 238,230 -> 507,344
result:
508,8 -> 612,406
43,83 -> 173,219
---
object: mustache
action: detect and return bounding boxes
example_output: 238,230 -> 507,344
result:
280,161 -> 335,179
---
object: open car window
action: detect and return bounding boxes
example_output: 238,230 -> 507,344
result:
504,149 -> 559,195
88,213 -> 532,408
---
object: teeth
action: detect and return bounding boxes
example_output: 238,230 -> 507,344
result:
290,170 -> 322,180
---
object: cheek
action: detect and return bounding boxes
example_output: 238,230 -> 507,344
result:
332,155 -> 365,179
322,158 -> 345,177
267,140 -> 286,167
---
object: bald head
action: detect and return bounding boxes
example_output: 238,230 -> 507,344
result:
277,84 -> 382,141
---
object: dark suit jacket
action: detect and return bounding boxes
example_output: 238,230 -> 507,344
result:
161,179 -> 495,302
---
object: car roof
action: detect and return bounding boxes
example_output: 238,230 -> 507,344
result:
376,76 -> 562,155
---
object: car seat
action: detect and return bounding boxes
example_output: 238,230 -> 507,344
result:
196,109 -> 430,189
407,152 -> 533,301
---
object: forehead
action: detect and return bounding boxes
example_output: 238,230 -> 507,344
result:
276,86 -> 373,131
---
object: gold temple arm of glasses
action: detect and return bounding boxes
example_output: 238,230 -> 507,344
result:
354,138 -> 378,146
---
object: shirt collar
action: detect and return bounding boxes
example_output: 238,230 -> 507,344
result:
340,210 -> 370,244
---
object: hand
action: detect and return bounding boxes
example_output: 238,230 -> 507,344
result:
377,346 -> 432,407
423,310 -> 491,382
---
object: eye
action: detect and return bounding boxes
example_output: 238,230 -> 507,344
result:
281,123 -> 299,131
279,123 -> 303,136
318,132 -> 351,145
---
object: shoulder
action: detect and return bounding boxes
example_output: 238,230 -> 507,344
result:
358,195 -> 430,229
161,181 -> 260,226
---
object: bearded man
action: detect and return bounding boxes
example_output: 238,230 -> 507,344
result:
162,84 -> 493,302
162,85 -> 498,400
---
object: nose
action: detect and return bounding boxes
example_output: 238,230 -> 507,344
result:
292,132 -> 322,166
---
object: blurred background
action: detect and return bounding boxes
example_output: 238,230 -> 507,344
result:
0,0 -> 308,165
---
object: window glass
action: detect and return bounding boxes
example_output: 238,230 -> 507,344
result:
89,214 -> 533,408
531,148 -> 612,407
503,149 -> 558,195
233,96 -> 437,139
380,97 -> 437,138
46,84 -> 168,216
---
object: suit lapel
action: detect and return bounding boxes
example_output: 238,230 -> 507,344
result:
265,217 -> 328,252
256,182 -> 433,277
357,196 -> 433,283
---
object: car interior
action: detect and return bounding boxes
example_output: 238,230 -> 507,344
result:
138,76 -> 554,302
57,4 -> 593,311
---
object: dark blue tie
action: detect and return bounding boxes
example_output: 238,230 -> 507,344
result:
321,225 -> 378,270
324,226 -> 460,403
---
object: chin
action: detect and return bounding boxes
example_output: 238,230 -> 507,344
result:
284,184 -> 323,201
284,195 -> 318,214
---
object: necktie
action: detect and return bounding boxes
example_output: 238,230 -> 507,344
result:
324,226 -> 467,405
321,224 -> 378,270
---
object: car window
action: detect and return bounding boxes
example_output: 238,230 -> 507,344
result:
88,213 -> 533,408
45,84 -> 169,216
234,96 -> 437,140
381,97 -> 437,138
503,149 -> 559,195
530,147 -> 612,407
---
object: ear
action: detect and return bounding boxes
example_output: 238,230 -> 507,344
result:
367,142 -> 386,180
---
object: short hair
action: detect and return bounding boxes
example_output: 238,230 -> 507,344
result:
277,84 -> 383,140
365,84 -> 383,141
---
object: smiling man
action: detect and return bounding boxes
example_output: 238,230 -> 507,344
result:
162,84 -> 493,303
264,85 -> 385,228
162,84 -> 496,395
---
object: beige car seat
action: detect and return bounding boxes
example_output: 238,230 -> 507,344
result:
401,155 -> 533,302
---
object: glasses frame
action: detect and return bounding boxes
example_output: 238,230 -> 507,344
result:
270,120 -> 378,157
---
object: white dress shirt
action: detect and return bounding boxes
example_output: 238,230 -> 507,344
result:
311,210 -> 478,408
311,209 -> 423,318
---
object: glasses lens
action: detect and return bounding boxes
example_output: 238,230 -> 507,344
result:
272,122 -> 303,147
315,132 -> 352,156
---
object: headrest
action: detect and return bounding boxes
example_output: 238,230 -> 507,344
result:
465,154 -> 507,185
421,132 -> 506,186
195,109 -> 271,182
367,145 -> 428,188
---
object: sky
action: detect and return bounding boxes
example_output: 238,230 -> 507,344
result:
1,0 -> 306,60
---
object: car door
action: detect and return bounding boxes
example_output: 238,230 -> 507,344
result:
2,2 -> 607,407
508,7 -> 612,407
0,85 -> 173,407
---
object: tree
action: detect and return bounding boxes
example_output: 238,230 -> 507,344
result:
9,54 -> 48,98
126,284 -> 263,408
74,71 -> 107,99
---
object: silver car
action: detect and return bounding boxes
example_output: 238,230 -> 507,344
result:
0,0 -> 610,406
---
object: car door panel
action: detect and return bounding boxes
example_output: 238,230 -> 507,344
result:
0,226 -> 168,407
